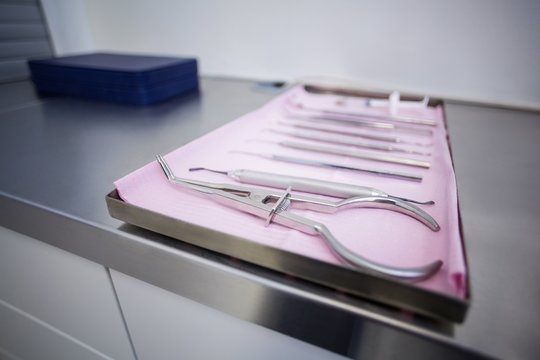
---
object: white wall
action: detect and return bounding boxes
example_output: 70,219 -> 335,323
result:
42,0 -> 540,110
40,0 -> 93,54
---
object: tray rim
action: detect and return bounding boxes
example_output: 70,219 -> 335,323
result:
106,189 -> 469,323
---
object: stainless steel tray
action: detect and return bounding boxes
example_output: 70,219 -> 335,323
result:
106,189 -> 469,322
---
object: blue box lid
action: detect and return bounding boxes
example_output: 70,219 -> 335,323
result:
28,53 -> 198,89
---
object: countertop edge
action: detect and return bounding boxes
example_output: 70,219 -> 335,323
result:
0,190 -> 486,359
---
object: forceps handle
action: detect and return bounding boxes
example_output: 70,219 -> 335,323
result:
189,167 -> 438,228
273,210 -> 442,281
286,194 -> 439,231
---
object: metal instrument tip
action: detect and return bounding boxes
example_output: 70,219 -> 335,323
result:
188,167 -> 228,175
391,196 -> 435,205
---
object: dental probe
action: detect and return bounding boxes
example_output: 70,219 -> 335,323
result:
268,128 -> 431,156
295,102 -> 437,126
188,167 -> 434,205
279,141 -> 432,169
277,120 -> 431,147
229,150 -> 423,182
285,104 -> 433,136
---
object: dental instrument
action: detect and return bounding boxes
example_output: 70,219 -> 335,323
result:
231,151 -> 424,182
285,109 -> 433,136
156,155 -> 442,280
268,129 -> 431,156
277,120 -> 431,147
188,167 -> 433,205
279,141 -> 431,169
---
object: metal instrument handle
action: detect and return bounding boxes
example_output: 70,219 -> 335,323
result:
271,128 -> 431,156
268,153 -> 423,182
230,169 -> 383,198
273,210 -> 442,281
280,141 -> 431,169
285,193 -> 440,231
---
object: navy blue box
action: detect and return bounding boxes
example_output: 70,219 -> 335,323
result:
28,53 -> 198,105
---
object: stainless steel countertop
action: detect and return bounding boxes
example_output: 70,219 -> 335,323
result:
1,77 -> 539,359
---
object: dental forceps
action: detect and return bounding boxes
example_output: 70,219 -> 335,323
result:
156,155 -> 443,281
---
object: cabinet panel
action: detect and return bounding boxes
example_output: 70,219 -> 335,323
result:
111,270 -> 347,360
0,299 -> 107,360
0,226 -> 134,360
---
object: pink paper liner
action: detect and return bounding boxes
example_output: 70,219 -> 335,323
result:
115,86 -> 467,298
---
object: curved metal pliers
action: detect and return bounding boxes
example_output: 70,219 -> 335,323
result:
156,155 -> 442,281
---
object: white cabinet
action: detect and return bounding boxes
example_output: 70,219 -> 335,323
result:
111,270 -> 348,360
0,225 -> 349,359
0,226 -> 135,360
0,299 -> 107,360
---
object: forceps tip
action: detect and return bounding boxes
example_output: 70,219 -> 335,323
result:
433,259 -> 444,271
391,196 -> 435,206
155,154 -> 175,181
